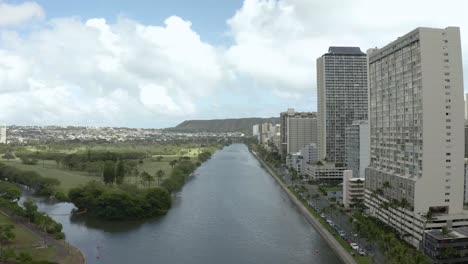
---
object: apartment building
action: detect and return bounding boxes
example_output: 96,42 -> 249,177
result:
317,47 -> 368,164
343,170 -> 365,209
280,109 -> 317,157
345,120 -> 370,178
365,27 -> 468,247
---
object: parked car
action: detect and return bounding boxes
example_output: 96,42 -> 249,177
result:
320,213 -> 325,218
350,243 -> 359,251
358,248 -> 366,256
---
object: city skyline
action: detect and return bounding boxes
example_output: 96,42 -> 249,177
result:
1,0 -> 468,128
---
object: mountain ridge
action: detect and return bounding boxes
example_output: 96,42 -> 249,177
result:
168,117 -> 280,135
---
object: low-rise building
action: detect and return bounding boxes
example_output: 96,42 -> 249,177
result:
343,170 -> 365,209
423,227 -> 468,263
286,143 -> 319,175
305,162 -> 346,182
286,152 -> 302,173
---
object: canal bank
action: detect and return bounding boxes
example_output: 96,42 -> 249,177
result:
35,144 -> 341,264
251,150 -> 356,264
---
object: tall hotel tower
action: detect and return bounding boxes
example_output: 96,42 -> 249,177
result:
365,27 -> 468,247
317,47 -> 368,165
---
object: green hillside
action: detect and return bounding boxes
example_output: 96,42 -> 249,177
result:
169,117 -> 280,135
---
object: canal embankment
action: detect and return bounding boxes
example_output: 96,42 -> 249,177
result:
251,150 -> 356,264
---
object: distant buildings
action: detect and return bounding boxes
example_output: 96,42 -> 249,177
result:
343,170 -> 365,209
317,47 -> 368,165
0,125 -> 6,144
252,123 -> 280,147
279,108 -> 317,158
345,120 -> 369,178
252,124 -> 259,140
365,27 -> 467,247
271,124 -> 281,150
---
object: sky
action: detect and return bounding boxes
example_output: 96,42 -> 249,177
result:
1,0 -> 468,128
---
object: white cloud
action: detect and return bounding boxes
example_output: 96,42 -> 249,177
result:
0,14 -> 223,126
0,1 -> 44,27
226,0 -> 468,102
1,0 -> 468,127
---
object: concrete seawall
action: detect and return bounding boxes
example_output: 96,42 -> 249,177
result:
251,150 -> 356,264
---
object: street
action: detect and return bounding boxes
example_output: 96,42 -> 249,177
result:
275,164 -> 385,264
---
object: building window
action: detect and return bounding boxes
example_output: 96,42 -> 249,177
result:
445,199 -> 450,202
446,153 -> 451,156
446,159 -> 451,162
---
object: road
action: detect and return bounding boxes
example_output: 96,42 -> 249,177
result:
274,164 -> 386,264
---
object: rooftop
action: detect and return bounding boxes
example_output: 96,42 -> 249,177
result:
325,46 -> 365,56
426,226 -> 468,240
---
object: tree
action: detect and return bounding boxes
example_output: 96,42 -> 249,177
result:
1,152 -> 14,160
156,170 -> 165,185
103,161 -> 116,185
23,198 -> 38,222
140,171 -> 154,188
169,160 -> 178,168
441,226 -> 450,236
0,224 -> 15,253
115,160 -> 125,185
0,182 -> 21,201
399,198 -> 411,237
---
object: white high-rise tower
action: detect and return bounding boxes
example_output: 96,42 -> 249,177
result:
365,27 -> 468,247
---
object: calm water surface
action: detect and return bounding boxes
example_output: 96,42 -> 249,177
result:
35,144 -> 341,264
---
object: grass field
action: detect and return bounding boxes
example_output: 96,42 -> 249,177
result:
1,144 -> 221,191
2,159 -> 99,192
0,212 -> 56,261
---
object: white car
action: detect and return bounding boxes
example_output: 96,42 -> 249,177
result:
350,243 -> 359,251
358,249 -> 366,256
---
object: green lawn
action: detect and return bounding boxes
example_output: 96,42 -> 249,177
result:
0,212 -> 55,261
2,159 -> 99,192
1,144 -> 220,191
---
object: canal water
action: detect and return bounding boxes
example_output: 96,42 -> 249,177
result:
35,144 -> 341,264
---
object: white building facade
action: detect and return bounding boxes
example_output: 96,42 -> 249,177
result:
345,120 -> 370,178
343,170 -> 365,209
365,27 -> 468,248
280,109 -> 317,157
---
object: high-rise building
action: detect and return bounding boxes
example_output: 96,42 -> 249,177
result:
365,27 -> 468,247
317,47 -> 368,164
252,124 -> 259,139
0,125 -> 6,144
345,120 -> 370,178
279,109 -> 317,157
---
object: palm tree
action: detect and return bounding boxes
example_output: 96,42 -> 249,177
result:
169,160 -> 178,168
156,170 -> 165,185
140,171 -> 154,188
398,198 -> 411,238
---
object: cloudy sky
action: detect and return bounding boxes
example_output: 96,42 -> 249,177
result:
0,0 -> 467,128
